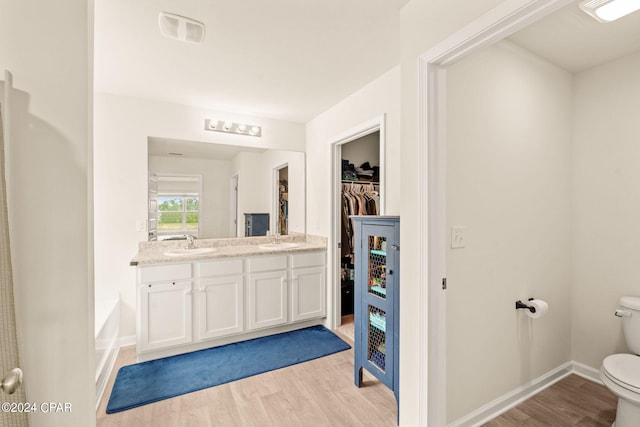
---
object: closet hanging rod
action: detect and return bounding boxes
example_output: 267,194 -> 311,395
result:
341,180 -> 379,184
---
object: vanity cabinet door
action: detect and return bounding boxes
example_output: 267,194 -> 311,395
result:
247,270 -> 288,330
138,281 -> 192,352
291,266 -> 326,321
195,275 -> 244,340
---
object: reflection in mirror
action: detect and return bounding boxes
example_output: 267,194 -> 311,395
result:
154,175 -> 201,241
275,164 -> 289,235
148,137 -> 305,240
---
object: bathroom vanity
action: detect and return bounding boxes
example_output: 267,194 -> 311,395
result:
131,235 -> 327,361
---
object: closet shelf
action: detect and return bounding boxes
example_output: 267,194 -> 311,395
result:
369,312 -> 386,332
342,180 -> 380,184
370,285 -> 387,297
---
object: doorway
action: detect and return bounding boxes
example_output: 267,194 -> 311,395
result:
331,116 -> 386,330
418,0 -> 578,424
273,164 -> 289,235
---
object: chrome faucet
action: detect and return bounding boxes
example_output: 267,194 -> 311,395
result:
185,234 -> 197,249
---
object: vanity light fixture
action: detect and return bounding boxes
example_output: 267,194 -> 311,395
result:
204,118 -> 262,137
579,0 -> 640,22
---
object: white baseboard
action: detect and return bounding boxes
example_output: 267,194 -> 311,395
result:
448,360 -> 602,427
571,360 -> 602,384
119,334 -> 136,348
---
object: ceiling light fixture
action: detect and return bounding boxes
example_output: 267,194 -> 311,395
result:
579,0 -> 640,22
204,119 -> 262,137
158,12 -> 205,43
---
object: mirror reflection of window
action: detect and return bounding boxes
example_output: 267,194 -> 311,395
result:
157,195 -> 199,237
153,175 -> 201,241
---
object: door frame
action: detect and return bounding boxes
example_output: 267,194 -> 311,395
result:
229,173 -> 239,237
272,162 -> 289,235
329,114 -> 386,328
418,0 -> 575,424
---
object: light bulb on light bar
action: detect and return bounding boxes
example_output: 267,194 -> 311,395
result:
204,119 -> 262,137
579,0 -> 640,22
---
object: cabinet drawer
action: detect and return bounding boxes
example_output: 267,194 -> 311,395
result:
248,255 -> 287,272
198,259 -> 243,277
291,252 -> 325,269
140,263 -> 191,283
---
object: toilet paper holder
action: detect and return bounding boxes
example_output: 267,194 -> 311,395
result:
515,298 -> 537,313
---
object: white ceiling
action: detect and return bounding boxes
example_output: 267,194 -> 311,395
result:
95,1 -> 640,130
148,137 -> 265,160
94,0 -> 406,123
508,1 -> 640,73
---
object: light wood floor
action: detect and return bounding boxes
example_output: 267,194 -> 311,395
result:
483,374 -> 617,426
97,320 -> 398,427
97,322 -> 618,427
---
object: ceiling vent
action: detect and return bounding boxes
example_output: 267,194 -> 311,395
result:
158,12 -> 205,43
579,0 -> 640,22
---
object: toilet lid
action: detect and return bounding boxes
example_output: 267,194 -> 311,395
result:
603,354 -> 640,393
620,296 -> 640,310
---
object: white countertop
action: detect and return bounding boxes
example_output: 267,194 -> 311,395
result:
131,234 -> 327,266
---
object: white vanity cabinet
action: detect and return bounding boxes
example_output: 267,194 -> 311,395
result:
137,264 -> 192,352
247,256 -> 289,330
194,259 -> 244,340
136,249 -> 326,361
291,252 -> 326,321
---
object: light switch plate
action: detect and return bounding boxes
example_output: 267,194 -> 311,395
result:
136,220 -> 147,232
451,226 -> 466,249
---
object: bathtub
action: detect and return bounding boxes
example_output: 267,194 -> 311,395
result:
95,299 -> 119,408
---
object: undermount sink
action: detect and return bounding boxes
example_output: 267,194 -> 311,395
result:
258,242 -> 302,250
164,247 -> 217,256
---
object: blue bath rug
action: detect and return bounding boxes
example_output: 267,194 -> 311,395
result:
106,325 -> 350,413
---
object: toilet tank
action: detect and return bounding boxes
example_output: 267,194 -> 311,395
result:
620,296 -> 640,355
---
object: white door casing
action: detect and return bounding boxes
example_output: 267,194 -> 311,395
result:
1,69 -> 28,427
417,0 -> 575,425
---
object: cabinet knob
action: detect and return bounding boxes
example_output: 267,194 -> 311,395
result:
388,269 -> 393,275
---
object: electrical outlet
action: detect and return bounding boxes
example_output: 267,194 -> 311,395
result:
451,226 -> 466,249
136,220 -> 147,232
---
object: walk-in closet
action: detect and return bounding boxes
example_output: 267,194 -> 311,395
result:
339,131 -> 381,318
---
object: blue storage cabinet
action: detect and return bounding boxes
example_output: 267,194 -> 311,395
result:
352,216 -> 399,412
244,213 -> 269,236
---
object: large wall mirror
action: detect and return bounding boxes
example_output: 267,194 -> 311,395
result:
148,137 -> 305,240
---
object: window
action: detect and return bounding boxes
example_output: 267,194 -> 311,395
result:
157,194 -> 200,238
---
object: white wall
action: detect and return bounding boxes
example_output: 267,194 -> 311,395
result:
149,155 -> 232,238
0,0 -> 95,425
235,151 -> 268,236
446,41 -> 573,422
94,93 -> 305,338
572,51 -> 640,368
306,65 -> 401,232
305,65 -> 401,334
399,1 -> 504,423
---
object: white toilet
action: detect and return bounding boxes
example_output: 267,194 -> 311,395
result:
600,296 -> 640,427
